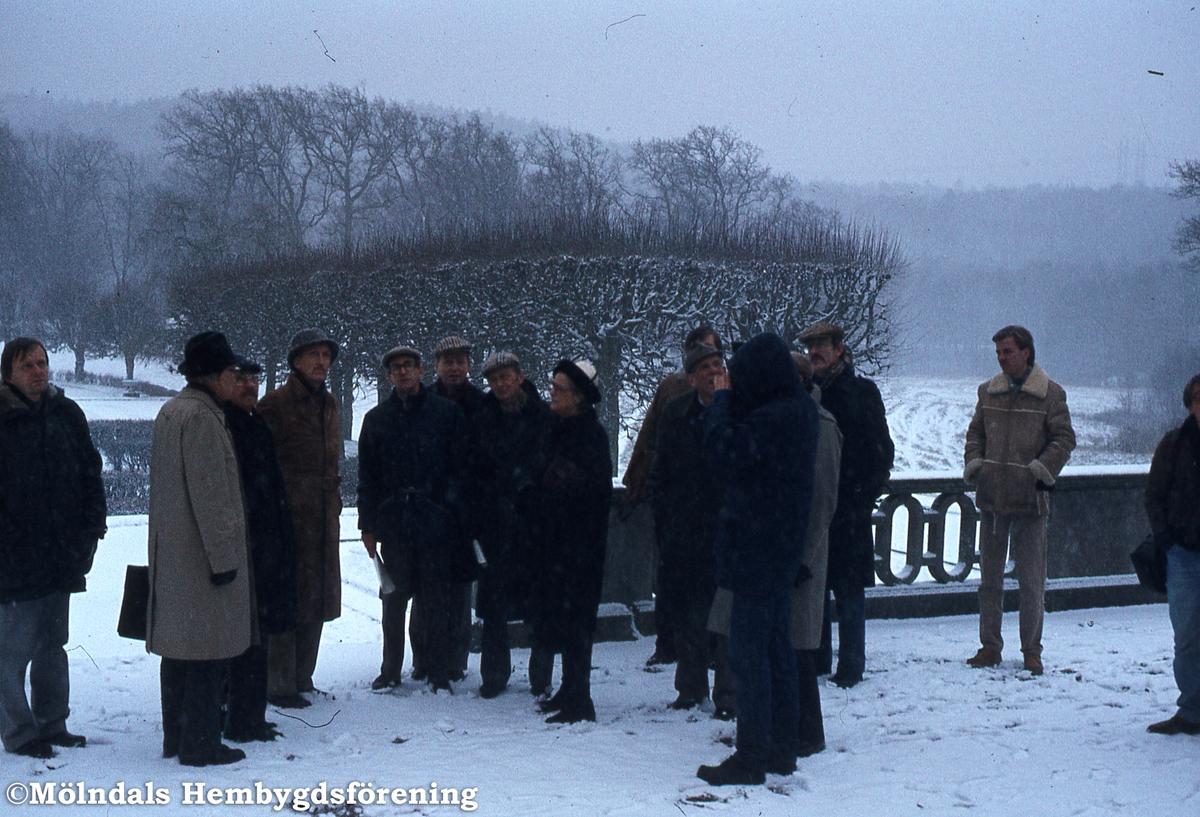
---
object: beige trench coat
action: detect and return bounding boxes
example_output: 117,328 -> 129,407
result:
146,386 -> 251,660
257,374 -> 342,624
790,399 -> 842,651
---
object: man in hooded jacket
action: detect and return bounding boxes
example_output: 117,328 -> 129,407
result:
697,333 -> 819,786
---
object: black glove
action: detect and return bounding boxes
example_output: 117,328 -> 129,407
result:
1153,531 -> 1176,553
211,569 -> 237,587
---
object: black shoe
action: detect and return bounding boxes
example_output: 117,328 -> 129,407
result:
44,730 -> 86,748
180,743 -> 245,767
479,683 -> 506,699
645,651 -> 677,667
696,755 -> 764,786
765,753 -> 797,776
713,706 -> 736,721
14,739 -> 55,759
831,672 -> 862,689
371,674 -> 400,691
545,699 -> 595,724
797,739 -> 826,758
411,667 -> 427,682
226,723 -> 282,743
538,692 -> 567,713
267,693 -> 311,709
1148,714 -> 1200,735
428,678 -> 454,694
669,695 -> 702,711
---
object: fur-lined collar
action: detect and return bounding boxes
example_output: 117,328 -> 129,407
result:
0,382 -> 61,416
986,362 -> 1049,398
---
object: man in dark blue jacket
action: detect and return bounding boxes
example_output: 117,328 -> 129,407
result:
0,338 -> 106,759
697,333 -> 819,786
359,346 -> 470,693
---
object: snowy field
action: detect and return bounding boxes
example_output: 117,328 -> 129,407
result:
4,514 -> 1195,816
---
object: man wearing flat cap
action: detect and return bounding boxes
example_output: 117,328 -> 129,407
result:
257,329 -> 343,708
148,331 -> 250,766
800,321 -> 893,689
650,342 -> 737,716
430,334 -> 485,679
469,351 -> 555,699
358,346 -> 471,692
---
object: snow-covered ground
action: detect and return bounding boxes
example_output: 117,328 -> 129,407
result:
9,358 -> 1185,814
4,514 -> 1194,816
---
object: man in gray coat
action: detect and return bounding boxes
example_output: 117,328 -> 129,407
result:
964,325 -> 1075,676
147,331 -> 252,767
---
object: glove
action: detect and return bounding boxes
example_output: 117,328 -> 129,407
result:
963,458 -> 983,484
211,569 -> 237,587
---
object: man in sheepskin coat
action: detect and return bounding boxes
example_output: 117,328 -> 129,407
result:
964,325 -> 1075,677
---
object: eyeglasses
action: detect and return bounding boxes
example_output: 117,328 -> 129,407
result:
235,374 -> 260,385
389,361 -> 419,373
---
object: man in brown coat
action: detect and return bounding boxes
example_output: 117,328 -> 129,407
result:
258,329 -> 343,708
624,324 -> 723,666
148,331 -> 250,766
964,325 -> 1075,676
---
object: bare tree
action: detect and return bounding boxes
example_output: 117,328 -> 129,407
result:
1170,159 -> 1200,273
524,127 -> 622,225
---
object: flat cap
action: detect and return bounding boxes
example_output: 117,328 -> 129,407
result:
482,351 -> 521,378
432,335 -> 472,359
382,346 -> 422,370
797,321 -> 845,346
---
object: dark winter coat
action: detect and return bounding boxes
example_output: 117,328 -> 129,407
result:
704,333 -> 819,601
257,374 -> 343,624
0,383 -> 106,604
816,361 -> 894,588
532,406 -> 612,650
469,380 -> 555,621
357,385 -> 470,566
649,388 -> 726,596
434,379 -> 487,419
1146,414 -> 1200,553
224,404 -> 299,635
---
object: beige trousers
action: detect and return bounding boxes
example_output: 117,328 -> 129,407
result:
977,511 -> 1047,657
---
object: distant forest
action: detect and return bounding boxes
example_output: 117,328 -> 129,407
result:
2,91 -> 1197,402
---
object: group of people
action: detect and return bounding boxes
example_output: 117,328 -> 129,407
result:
1,319 -> 1197,781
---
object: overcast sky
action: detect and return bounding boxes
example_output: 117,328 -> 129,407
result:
2,1 -> 1196,188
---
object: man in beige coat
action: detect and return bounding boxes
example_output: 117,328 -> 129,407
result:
258,329 -> 343,708
789,353 -> 841,757
964,325 -> 1075,676
147,331 -> 251,767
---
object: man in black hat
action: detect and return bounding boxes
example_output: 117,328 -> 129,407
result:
257,329 -> 343,708
222,358 -> 298,743
0,337 -> 106,760
147,331 -> 251,766
800,321 -> 894,689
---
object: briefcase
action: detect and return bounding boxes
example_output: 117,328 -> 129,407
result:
117,565 -> 149,640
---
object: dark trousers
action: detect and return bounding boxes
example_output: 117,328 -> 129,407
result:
818,575 -> 866,680
381,540 -> 454,686
161,657 -> 228,762
728,591 -> 799,773
479,614 -> 512,689
652,549 -> 676,659
531,627 -> 593,708
795,649 -> 825,748
451,583 -> 473,675
225,644 -> 267,739
529,644 -> 554,695
0,593 -> 70,752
